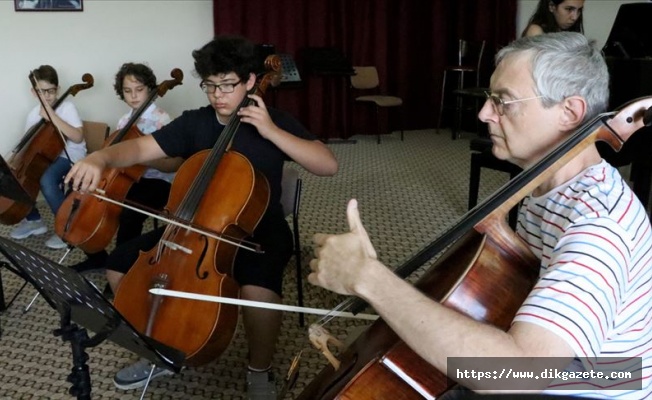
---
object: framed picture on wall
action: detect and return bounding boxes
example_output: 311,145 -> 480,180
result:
14,0 -> 83,11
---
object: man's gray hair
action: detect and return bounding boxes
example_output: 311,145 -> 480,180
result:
496,32 -> 609,122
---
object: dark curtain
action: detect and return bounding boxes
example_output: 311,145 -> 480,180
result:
213,0 -> 517,139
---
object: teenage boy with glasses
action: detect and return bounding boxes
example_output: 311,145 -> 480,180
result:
65,35 -> 338,400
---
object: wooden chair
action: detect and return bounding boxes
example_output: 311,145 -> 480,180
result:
350,66 -> 403,144
280,165 -> 305,326
468,137 -> 520,228
82,120 -> 110,153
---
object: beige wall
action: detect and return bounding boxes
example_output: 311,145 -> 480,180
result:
0,0 -> 213,156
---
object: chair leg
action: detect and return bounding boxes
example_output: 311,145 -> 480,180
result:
508,172 -> 519,229
437,70 -> 447,134
294,236 -> 304,327
0,266 -> 6,311
452,72 -> 465,140
399,106 -> 404,141
293,180 -> 305,327
468,152 -> 481,210
376,107 -> 381,144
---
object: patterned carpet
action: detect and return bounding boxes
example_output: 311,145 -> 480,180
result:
0,129 -> 511,399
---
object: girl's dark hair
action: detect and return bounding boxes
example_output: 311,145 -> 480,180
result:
30,65 -> 58,86
522,0 -> 584,37
113,63 -> 157,99
192,35 -> 258,81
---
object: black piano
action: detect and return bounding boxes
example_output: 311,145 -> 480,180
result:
600,3 -> 652,209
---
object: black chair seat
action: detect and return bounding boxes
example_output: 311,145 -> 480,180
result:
468,138 -> 521,228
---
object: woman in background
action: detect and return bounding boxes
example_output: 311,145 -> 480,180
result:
522,0 -> 584,37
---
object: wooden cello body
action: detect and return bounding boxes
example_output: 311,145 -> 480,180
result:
298,97 -> 652,399
114,150 -> 269,365
54,69 -> 183,253
0,73 -> 94,225
113,56 -> 282,366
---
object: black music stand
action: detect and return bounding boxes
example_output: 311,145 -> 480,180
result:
0,237 -> 184,400
302,47 -> 357,143
0,155 -> 33,311
0,155 -> 32,206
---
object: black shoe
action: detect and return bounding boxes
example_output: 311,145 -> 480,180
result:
71,250 -> 108,273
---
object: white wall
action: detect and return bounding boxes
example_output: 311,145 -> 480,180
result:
516,0 -> 645,48
0,0 -> 213,156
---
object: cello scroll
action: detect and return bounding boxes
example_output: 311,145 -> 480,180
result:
155,68 -> 183,98
66,73 -> 94,96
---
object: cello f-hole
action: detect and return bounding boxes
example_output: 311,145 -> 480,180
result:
196,235 -> 209,280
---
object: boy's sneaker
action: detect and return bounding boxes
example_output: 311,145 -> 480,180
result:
10,219 -> 47,239
113,359 -> 175,390
246,369 -> 277,400
45,234 -> 67,249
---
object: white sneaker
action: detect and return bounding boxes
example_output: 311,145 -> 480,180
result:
45,234 -> 67,249
10,219 -> 47,239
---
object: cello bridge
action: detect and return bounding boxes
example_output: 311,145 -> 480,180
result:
308,324 -> 344,371
161,240 -> 193,254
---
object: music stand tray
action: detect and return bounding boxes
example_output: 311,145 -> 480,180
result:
0,155 -> 32,205
0,237 -> 184,399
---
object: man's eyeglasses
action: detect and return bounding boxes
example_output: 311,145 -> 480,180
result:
36,87 -> 57,96
200,80 -> 242,94
484,91 -> 543,116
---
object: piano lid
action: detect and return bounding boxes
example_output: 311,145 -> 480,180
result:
602,3 -> 652,59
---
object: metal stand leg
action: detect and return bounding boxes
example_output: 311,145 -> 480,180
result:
0,261 -> 29,313
138,364 -> 156,400
0,265 -> 5,312
23,246 -> 74,313
55,323 -> 92,400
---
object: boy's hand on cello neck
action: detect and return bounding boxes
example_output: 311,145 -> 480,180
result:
237,93 -> 276,139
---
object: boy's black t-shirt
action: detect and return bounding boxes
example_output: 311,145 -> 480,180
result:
152,105 -> 314,235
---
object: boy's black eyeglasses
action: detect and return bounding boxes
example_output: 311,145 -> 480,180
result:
36,87 -> 58,96
200,80 -> 242,94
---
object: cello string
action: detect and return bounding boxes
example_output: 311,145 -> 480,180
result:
148,288 -> 378,321
117,195 -> 262,251
315,297 -> 361,327
154,73 -> 273,250
90,190 -> 263,253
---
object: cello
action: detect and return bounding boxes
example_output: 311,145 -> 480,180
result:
54,69 -> 183,254
298,98 -> 652,399
112,56 -> 282,366
0,73 -> 94,225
